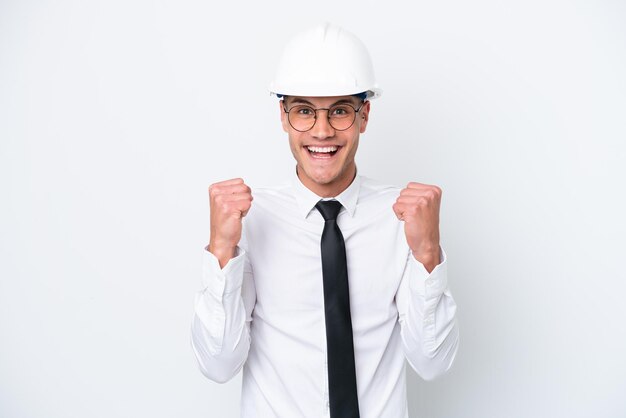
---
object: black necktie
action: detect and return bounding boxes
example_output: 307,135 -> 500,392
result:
315,200 -> 360,418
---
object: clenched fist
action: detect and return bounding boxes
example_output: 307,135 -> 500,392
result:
392,182 -> 442,273
208,178 -> 253,268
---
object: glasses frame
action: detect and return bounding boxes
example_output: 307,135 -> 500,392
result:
282,100 -> 365,132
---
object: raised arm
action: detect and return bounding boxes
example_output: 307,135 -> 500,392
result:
393,182 -> 459,379
190,178 -> 255,383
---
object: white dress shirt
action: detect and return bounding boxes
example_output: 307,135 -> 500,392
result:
191,169 -> 459,417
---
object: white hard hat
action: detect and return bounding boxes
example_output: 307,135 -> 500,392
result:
269,23 -> 382,99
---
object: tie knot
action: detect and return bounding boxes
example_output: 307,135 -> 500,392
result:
315,200 -> 343,221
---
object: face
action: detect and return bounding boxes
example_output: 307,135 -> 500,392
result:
280,95 -> 370,197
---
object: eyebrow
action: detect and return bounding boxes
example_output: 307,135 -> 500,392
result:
288,98 -> 360,107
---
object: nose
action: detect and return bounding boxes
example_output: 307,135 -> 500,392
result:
309,110 -> 335,140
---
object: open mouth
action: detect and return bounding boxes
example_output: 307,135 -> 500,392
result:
306,145 -> 339,159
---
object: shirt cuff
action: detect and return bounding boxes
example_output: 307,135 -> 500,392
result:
409,246 -> 449,298
202,245 -> 246,298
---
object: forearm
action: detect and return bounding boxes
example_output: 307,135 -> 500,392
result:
191,292 -> 250,383
401,289 -> 459,380
190,247 -> 252,383
398,249 -> 459,380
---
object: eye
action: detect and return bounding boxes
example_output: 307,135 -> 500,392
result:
330,105 -> 351,116
295,106 -> 314,116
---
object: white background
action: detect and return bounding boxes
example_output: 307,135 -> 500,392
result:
1,1 -> 625,417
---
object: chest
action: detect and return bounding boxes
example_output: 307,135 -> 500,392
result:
243,205 -> 409,319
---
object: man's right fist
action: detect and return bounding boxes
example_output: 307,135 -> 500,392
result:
208,178 -> 253,267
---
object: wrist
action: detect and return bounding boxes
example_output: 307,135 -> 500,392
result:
411,247 -> 440,273
208,242 -> 237,268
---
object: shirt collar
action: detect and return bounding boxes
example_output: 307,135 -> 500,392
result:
291,166 -> 361,219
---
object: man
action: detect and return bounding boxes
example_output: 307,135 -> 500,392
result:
191,23 -> 459,417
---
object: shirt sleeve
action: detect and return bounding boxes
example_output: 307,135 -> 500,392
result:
190,236 -> 256,383
395,246 -> 460,381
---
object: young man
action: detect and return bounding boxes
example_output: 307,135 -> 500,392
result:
191,23 -> 459,417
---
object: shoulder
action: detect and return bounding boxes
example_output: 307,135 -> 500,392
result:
247,181 -> 297,216
250,181 -> 291,201
353,175 -> 403,222
358,175 -> 401,202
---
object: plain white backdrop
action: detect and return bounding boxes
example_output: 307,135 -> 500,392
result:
1,1 -> 625,417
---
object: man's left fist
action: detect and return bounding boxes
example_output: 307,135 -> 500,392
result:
392,182 -> 442,272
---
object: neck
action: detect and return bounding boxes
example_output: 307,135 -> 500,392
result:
297,165 -> 357,198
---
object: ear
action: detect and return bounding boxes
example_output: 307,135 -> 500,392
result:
359,100 -> 371,134
279,100 -> 289,133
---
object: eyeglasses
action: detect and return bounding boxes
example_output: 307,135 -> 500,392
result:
282,101 -> 365,132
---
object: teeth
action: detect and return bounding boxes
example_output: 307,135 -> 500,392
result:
307,146 -> 338,153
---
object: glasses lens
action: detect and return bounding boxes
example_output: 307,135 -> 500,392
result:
328,104 -> 357,131
285,103 -> 361,132
287,105 -> 316,132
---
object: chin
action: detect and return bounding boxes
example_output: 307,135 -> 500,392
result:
307,168 -> 339,185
